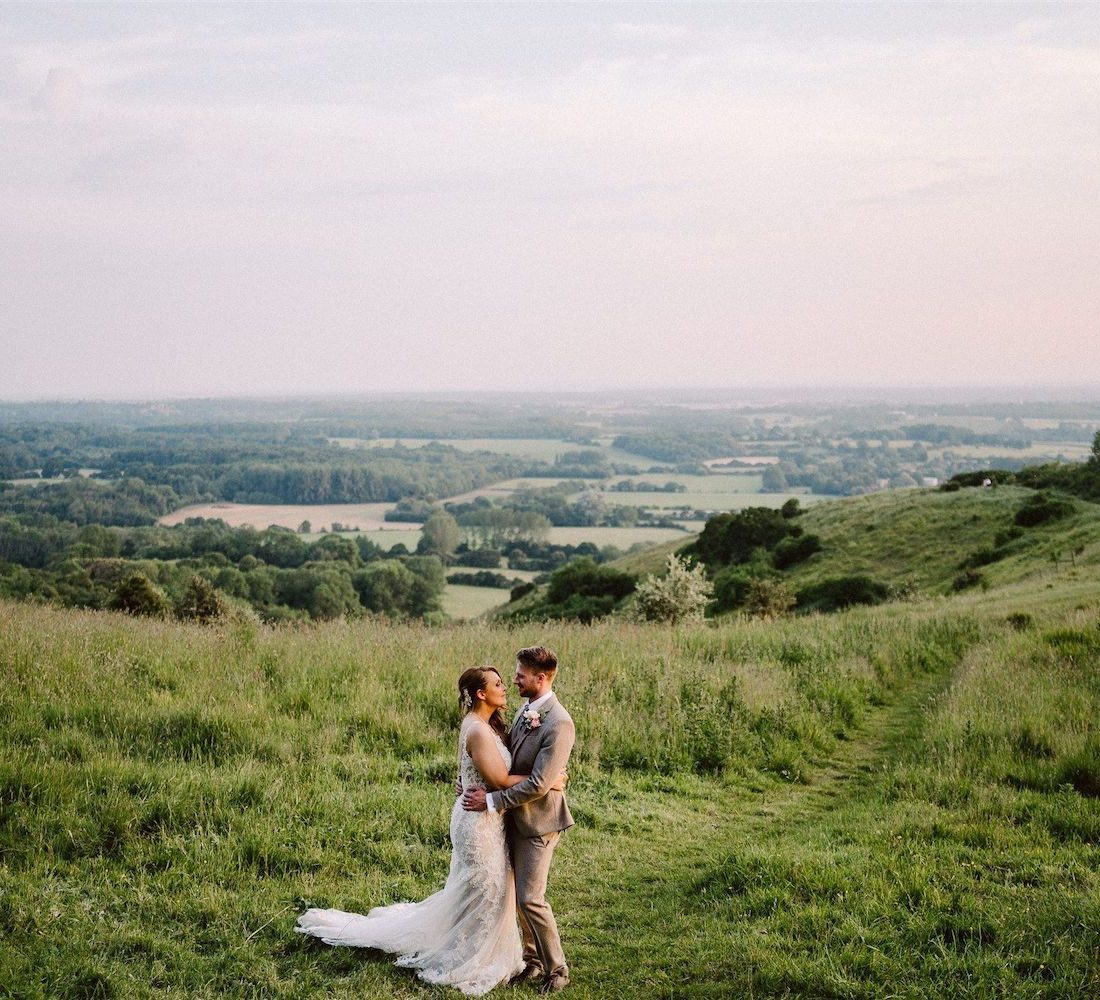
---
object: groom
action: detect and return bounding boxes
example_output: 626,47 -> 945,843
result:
463,645 -> 575,993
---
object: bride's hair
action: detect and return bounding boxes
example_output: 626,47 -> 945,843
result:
458,666 -> 508,738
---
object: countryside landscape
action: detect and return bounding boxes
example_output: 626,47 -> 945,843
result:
4,3 -> 1100,997
2,389 -> 1099,997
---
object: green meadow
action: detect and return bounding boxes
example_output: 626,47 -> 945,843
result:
440,584 -> 514,620
3,576 -> 1099,998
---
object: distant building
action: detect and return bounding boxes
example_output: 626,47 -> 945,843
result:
921,476 -> 940,487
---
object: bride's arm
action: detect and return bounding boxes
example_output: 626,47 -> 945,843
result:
466,726 -> 566,791
466,726 -> 518,791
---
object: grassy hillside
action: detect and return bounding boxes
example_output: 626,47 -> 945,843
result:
2,581 -> 1099,997
787,485 -> 1100,595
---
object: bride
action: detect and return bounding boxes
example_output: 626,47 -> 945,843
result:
297,666 -> 552,995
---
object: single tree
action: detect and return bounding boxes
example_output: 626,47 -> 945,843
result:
420,510 -> 462,563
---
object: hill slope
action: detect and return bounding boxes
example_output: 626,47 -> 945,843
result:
2,585 -> 1099,997
786,484 -> 1100,595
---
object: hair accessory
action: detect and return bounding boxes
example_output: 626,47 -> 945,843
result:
461,689 -> 473,710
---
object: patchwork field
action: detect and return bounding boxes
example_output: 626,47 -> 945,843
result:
543,526 -> 691,547
159,502 -> 410,533
599,473 -> 830,514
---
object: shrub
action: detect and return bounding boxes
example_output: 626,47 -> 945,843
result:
796,575 -> 890,612
507,557 -> 636,623
710,565 -> 770,613
959,547 -> 1004,570
685,507 -> 795,567
545,557 -> 635,606
743,577 -> 796,619
452,548 -> 502,568
946,469 -> 1015,488
952,569 -> 986,592
509,582 -> 536,602
108,573 -> 170,617
780,498 -> 802,519
446,571 -> 515,589
632,554 -> 712,624
174,574 -> 227,623
1015,491 -> 1075,527
771,533 -> 822,570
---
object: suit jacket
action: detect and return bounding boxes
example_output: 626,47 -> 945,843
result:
494,694 -> 575,839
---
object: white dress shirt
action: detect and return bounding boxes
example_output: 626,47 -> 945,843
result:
486,690 -> 553,813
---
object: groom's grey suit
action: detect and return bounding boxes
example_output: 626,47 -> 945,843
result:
493,694 -> 575,980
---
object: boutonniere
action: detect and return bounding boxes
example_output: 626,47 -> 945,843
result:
522,707 -> 545,729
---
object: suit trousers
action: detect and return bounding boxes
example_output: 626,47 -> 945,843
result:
511,830 -> 566,977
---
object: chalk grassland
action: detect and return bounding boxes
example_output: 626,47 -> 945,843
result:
789,485 -> 1100,594
2,589 -> 1098,998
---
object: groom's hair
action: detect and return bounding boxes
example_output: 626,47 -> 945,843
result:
516,645 -> 557,677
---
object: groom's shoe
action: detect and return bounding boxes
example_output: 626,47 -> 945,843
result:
539,973 -> 570,993
509,964 -> 544,986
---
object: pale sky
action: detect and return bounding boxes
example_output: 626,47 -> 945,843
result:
1,3 -> 1098,399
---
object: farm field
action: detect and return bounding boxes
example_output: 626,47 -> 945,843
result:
930,443 -> 1092,461
545,526 -> 691,547
159,502 -> 406,533
599,473 -> 833,514
439,477 -> 580,505
440,583 -> 513,620
3,584 -> 1098,997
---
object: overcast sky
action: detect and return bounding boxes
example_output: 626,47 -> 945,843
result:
1,3 -> 1098,399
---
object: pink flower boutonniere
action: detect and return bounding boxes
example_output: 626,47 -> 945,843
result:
522,707 -> 543,729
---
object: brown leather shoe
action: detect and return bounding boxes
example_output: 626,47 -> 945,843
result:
509,964 -> 544,986
539,974 -> 570,993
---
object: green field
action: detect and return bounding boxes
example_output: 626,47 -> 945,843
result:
545,526 -> 691,548
440,583 -> 512,620
929,443 -> 1092,461
3,580 -> 1098,997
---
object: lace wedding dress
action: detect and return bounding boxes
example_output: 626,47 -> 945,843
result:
296,717 -> 524,995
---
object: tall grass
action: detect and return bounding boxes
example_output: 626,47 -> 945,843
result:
1,592 -> 1097,997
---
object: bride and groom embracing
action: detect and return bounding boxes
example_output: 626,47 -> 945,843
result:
297,645 -> 576,995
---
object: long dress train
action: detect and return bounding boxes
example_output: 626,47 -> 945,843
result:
296,717 -> 524,995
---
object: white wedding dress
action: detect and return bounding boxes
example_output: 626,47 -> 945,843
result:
296,717 -> 524,995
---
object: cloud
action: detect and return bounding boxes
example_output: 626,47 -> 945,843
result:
28,65 -> 86,119
612,22 -> 690,43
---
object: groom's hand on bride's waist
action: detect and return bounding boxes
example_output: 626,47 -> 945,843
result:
462,788 -> 488,812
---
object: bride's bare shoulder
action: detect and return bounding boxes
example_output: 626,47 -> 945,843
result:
462,717 -> 492,740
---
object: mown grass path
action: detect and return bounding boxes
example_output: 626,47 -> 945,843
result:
552,672 -> 952,999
